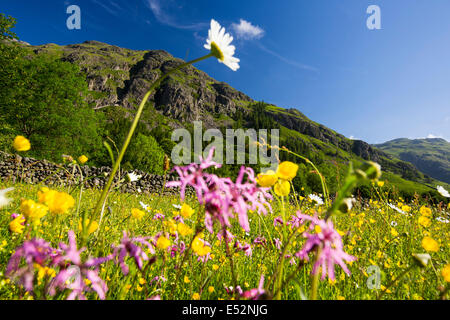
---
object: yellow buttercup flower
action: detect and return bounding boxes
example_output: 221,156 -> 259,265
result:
192,292 -> 200,300
177,223 -> 193,237
156,236 -> 171,250
184,276 -> 190,284
377,181 -> 385,187
38,188 -> 75,215
192,235 -> 211,256
418,216 -> 431,228
256,170 -> 278,187
9,215 -> 25,234
13,136 -> 31,152
421,236 -> 439,252
274,179 -> 290,197
78,155 -> 88,164
131,208 -> 145,220
208,286 -> 215,293
401,205 -> 411,213
180,203 -> 194,219
276,161 -> 299,180
20,199 -> 48,222
441,264 -> 450,282
390,228 -> 399,237
419,206 -> 432,217
79,219 -> 98,235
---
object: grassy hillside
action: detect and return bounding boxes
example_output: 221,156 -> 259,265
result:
1,38 -> 448,200
375,138 -> 450,184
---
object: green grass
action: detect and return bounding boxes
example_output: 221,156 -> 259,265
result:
0,175 -> 448,300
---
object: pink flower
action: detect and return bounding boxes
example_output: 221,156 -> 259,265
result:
274,238 -> 282,251
48,231 -> 111,300
112,231 -> 155,275
294,213 -> 356,281
242,275 -> 265,300
273,216 -> 284,227
167,148 -> 272,234
6,238 -> 55,292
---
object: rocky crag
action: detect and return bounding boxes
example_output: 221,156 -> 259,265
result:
20,40 -> 442,188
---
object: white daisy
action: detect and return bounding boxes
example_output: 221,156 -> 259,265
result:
308,194 -> 324,206
437,185 -> 450,198
204,19 -> 240,71
390,221 -> 398,227
387,203 -> 407,215
436,216 -> 449,224
126,172 -> 142,183
140,201 -> 150,212
0,188 -> 14,208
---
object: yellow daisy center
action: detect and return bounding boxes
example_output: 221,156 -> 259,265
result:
210,41 -> 224,61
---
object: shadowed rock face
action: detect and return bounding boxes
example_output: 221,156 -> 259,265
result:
27,40 -> 431,184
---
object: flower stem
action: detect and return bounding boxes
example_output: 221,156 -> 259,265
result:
310,246 -> 322,300
90,53 -> 214,228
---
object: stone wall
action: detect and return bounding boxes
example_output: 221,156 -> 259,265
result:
0,152 -> 183,195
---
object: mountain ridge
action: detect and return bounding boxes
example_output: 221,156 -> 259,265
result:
16,39 -> 449,197
374,138 -> 450,184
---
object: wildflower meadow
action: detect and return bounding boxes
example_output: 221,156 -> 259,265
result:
0,18 -> 449,303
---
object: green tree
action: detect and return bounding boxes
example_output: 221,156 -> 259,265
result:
123,133 -> 165,174
0,51 -> 103,162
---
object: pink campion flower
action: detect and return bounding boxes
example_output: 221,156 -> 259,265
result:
225,284 -> 243,295
242,275 -> 265,300
253,236 -> 267,247
287,211 -> 307,229
150,275 -> 167,287
242,243 -> 252,257
6,238 -> 55,292
234,240 -> 252,257
173,215 -> 184,223
112,231 -> 155,275
166,148 -> 221,202
167,148 -> 273,234
294,213 -> 356,281
153,213 -> 165,220
273,216 -> 284,227
217,229 -> 235,243
274,238 -> 282,251
49,231 -> 111,300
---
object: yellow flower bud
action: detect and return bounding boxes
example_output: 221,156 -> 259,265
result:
13,136 -> 31,152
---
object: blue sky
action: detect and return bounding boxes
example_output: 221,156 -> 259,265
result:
1,0 -> 450,143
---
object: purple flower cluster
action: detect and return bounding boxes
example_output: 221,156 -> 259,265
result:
6,231 -> 112,300
167,148 -> 272,233
112,231 -> 156,275
241,275 -> 266,300
6,230 -> 161,300
6,238 -> 55,292
294,213 -> 356,281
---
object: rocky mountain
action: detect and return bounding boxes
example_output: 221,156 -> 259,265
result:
18,40 -> 449,196
375,138 -> 450,184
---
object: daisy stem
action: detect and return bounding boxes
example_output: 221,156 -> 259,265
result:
310,246 -> 322,300
89,53 -> 214,237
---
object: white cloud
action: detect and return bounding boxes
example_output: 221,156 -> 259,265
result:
257,43 -> 319,73
231,19 -> 265,40
145,0 -> 207,30
426,134 -> 444,139
91,0 -> 120,16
